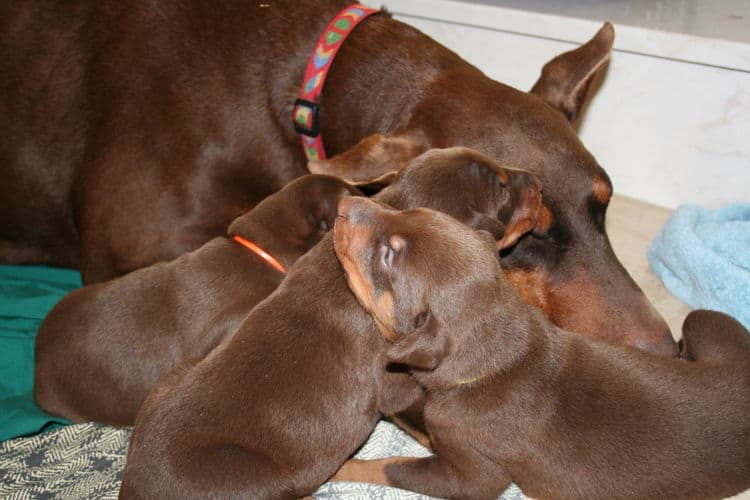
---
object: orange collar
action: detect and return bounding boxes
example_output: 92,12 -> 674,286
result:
232,235 -> 286,274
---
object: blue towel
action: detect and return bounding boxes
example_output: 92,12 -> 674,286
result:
648,203 -> 750,330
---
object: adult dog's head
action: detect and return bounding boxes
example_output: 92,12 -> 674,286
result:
314,22 -> 675,357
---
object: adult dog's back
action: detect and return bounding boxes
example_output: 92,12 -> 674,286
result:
0,0 -> 675,352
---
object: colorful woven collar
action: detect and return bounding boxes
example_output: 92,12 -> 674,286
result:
232,235 -> 287,274
293,3 -> 380,161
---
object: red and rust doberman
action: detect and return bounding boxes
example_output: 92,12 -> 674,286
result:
119,147 -> 541,499
333,197 -> 750,499
34,175 -> 360,426
332,197 -> 750,500
0,0 -> 673,354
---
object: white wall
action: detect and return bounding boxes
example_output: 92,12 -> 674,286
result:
384,0 -> 750,209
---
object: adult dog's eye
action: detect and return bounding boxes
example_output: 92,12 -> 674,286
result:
380,244 -> 395,269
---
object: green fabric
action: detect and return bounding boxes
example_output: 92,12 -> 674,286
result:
0,265 -> 81,441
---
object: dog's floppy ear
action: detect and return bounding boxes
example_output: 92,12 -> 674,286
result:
530,22 -> 614,122
308,133 -> 428,186
387,313 -> 449,371
496,168 -> 542,250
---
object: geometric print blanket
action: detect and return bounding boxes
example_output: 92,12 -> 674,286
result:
0,420 -> 525,499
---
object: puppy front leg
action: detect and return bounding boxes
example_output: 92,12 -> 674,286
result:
387,455 -> 511,500
332,455 -> 510,500
331,457 -> 411,484
378,370 -> 430,449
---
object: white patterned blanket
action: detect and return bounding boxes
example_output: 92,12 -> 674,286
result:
0,420 -> 524,499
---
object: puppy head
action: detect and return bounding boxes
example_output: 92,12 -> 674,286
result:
228,174 -> 362,255
333,196 -> 502,372
378,147 -> 542,250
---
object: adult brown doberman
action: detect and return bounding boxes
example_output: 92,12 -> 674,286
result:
0,1 -> 674,355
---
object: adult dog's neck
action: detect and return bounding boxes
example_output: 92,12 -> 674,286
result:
306,10 -> 466,154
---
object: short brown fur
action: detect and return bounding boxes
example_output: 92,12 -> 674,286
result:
1,1 -> 673,354
119,148 -> 540,498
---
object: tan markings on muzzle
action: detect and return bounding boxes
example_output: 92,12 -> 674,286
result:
503,268 -> 552,318
506,266 -> 610,341
546,271 -> 607,339
550,267 -> 676,356
510,265 -> 674,355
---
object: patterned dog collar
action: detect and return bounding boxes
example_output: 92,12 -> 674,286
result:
293,3 -> 380,161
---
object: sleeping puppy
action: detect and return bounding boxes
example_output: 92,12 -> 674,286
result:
332,197 -> 750,500
34,174 -> 360,427
118,147 -> 541,499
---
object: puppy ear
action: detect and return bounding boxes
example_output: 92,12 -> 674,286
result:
308,133 -> 428,186
387,313 -> 449,371
496,168 -> 542,250
530,22 -> 614,122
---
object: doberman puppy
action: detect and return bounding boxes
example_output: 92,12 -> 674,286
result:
332,197 -> 750,500
33,175 -> 359,427
0,0 -> 674,355
118,148 -> 541,499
